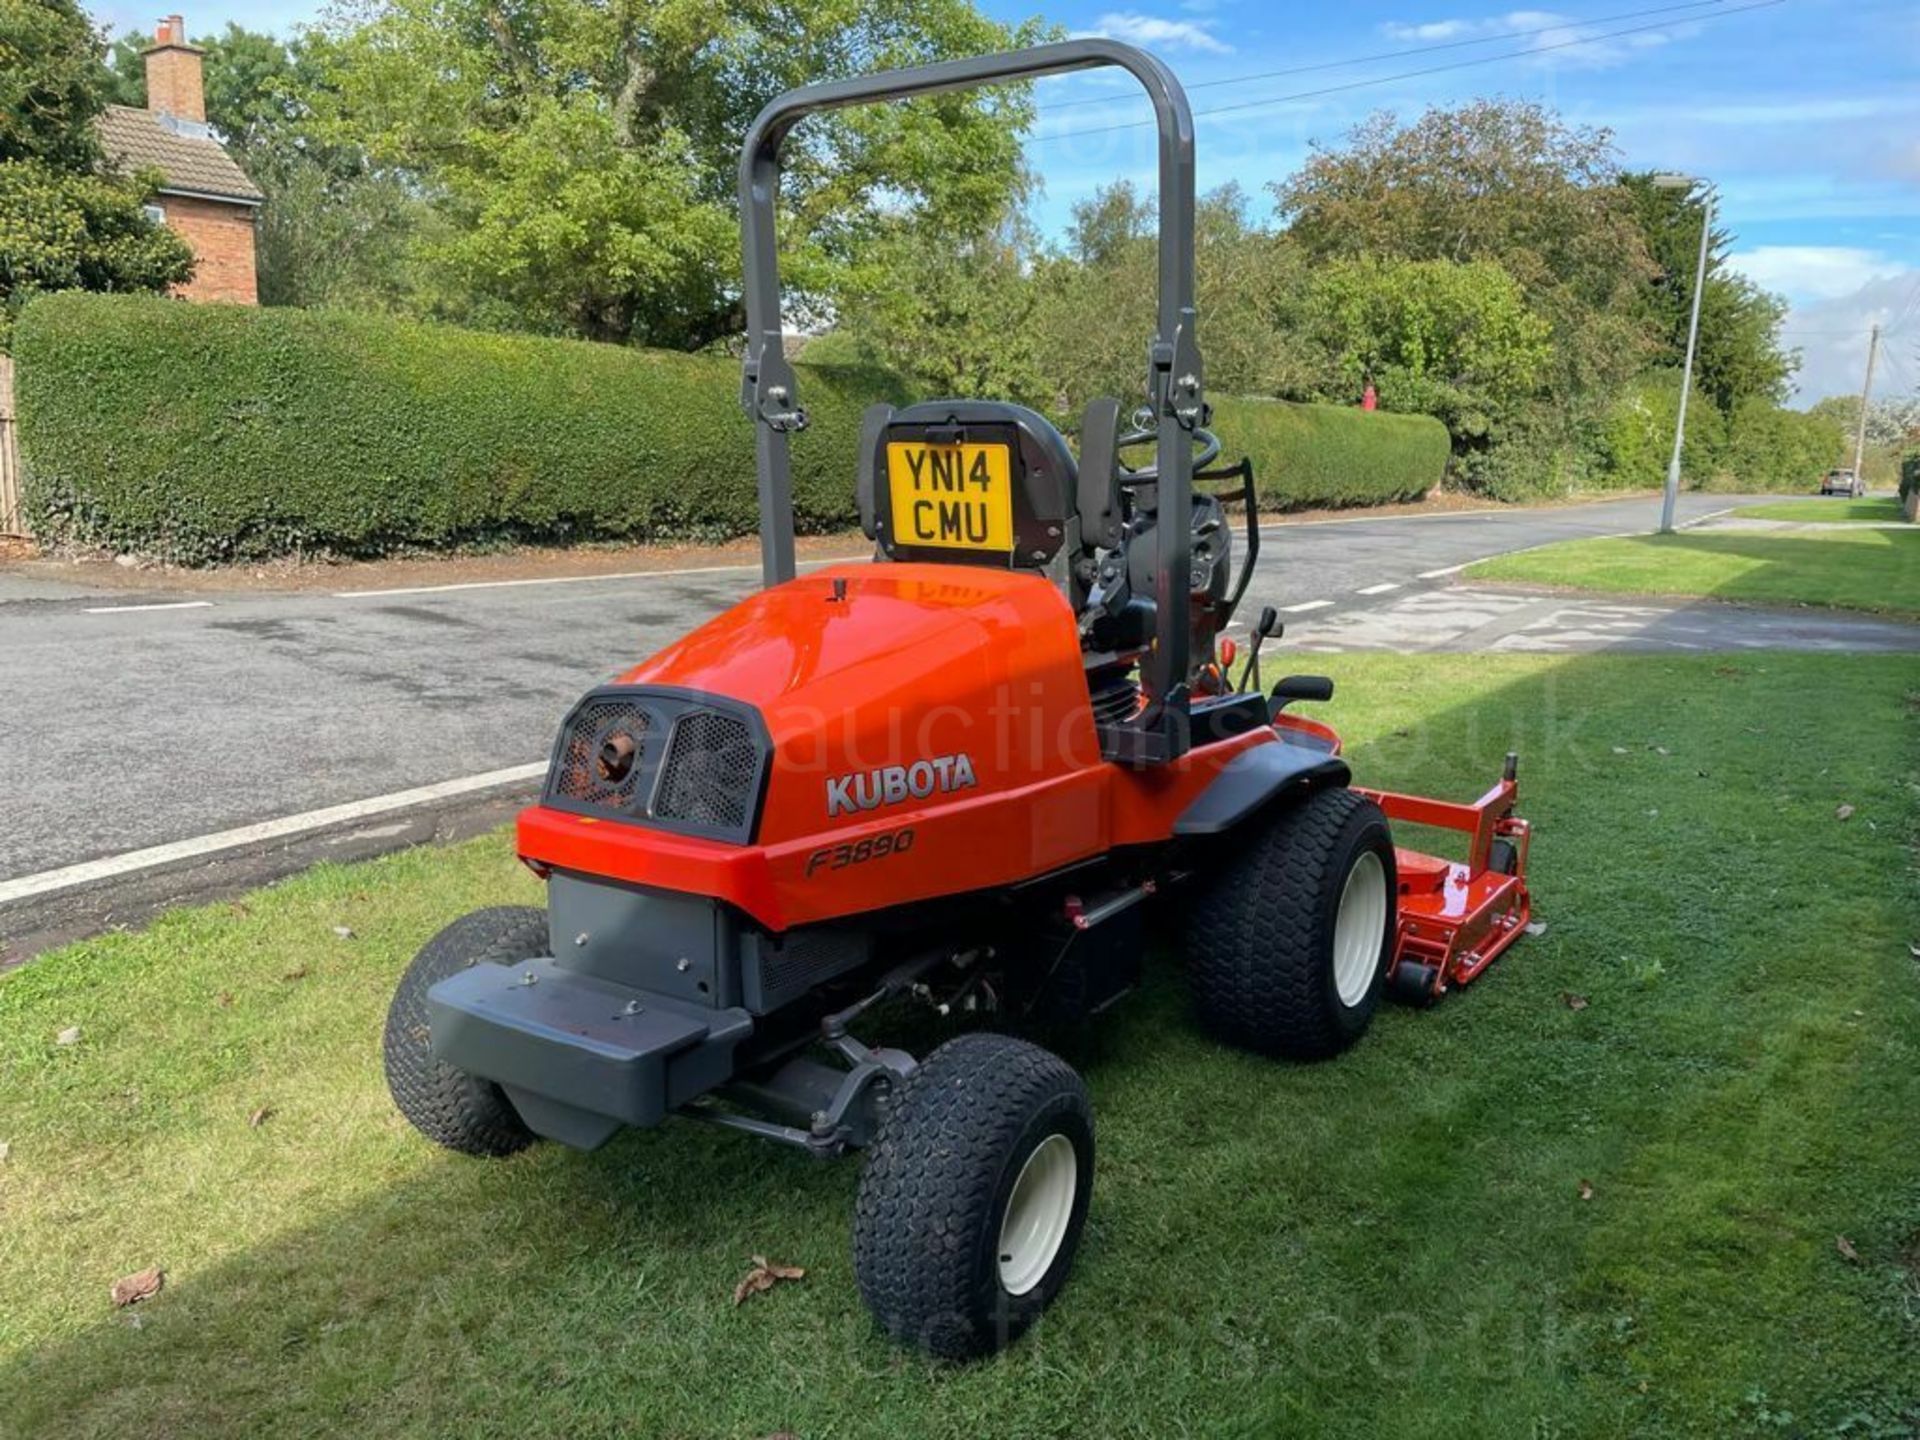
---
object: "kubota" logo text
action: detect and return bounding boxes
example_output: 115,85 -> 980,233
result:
826,753 -> 978,817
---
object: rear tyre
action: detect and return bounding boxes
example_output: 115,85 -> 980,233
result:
1184,786 -> 1397,1059
383,906 -> 545,1158
853,1033 -> 1093,1360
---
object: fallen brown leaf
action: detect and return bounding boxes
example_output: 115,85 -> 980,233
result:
217,991 -> 235,1008
1578,1180 -> 1595,1202
733,1255 -> 806,1306
1560,992 -> 1590,1011
281,966 -> 308,983
1836,1235 -> 1860,1264
110,1266 -> 164,1307
54,1025 -> 81,1047
247,1106 -> 274,1129
1835,804 -> 1856,821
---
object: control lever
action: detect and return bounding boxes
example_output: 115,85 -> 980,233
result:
1240,605 -> 1282,694
1079,554 -> 1128,636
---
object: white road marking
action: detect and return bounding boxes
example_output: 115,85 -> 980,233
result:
83,600 -> 214,615
1418,564 -> 1468,579
0,762 -> 547,907
1254,507 -> 1507,532
1282,599 -> 1336,613
1356,582 -> 1401,595
333,555 -> 867,599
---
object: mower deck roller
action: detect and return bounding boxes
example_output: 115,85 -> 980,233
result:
381,37 -> 1532,1360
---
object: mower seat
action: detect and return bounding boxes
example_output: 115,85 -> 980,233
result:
858,400 -> 1116,581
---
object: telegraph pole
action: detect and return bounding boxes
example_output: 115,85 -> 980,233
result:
1850,324 -> 1880,483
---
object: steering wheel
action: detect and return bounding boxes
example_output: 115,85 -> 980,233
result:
1112,419 -> 1221,482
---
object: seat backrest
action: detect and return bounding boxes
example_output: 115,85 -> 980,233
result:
858,400 -> 1082,571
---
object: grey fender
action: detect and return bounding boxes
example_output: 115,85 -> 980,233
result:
1171,737 -> 1351,837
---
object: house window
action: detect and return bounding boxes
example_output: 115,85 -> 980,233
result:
144,203 -> 166,225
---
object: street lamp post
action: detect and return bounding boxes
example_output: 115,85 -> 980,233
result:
1654,173 -> 1712,535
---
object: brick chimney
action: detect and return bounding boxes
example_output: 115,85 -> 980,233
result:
142,15 -> 205,123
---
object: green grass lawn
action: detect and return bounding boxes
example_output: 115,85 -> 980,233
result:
3,653 -> 1917,1439
1467,526 -> 1920,619
1741,497 -> 1908,524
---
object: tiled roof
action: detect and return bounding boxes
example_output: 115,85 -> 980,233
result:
97,104 -> 263,205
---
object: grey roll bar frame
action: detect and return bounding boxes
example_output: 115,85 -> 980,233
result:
738,38 -> 1205,764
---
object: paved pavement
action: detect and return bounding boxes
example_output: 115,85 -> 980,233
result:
1,489 -> 1907,948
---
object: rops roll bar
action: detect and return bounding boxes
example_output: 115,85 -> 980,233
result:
738,38 -> 1205,763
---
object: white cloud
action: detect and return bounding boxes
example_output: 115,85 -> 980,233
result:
1375,8 -> 1698,69
1077,11 -> 1232,54
1772,268 -> 1920,404
1728,246 -> 1910,304
1381,18 -> 1476,41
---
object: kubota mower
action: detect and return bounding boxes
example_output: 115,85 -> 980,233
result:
382,38 -> 1531,1359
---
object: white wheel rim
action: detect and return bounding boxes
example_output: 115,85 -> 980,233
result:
997,1133 -> 1078,1297
1332,849 -> 1389,1008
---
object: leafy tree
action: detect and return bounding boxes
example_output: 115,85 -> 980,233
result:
1273,101 -> 1656,414
1023,182 -> 1312,419
0,0 -> 191,343
1297,257 -> 1553,442
1591,369 -> 1723,491
3,0 -> 107,166
1618,173 -> 1793,410
312,0 -> 1041,348
838,217 -> 1049,405
1719,395 -> 1845,490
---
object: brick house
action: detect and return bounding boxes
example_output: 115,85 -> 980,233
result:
96,16 -> 263,305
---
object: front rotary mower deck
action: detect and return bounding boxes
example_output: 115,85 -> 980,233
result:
379,37 -> 1534,1361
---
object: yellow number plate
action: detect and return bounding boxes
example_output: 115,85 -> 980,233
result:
886,441 -> 1014,553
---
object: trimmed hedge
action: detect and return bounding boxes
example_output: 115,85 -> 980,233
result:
16,294 -> 1448,561
1211,395 -> 1449,510
15,294 -> 909,562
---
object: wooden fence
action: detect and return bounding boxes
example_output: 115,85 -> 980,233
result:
0,356 -> 24,537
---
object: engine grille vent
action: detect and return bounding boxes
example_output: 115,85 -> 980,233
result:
552,697 -> 653,812
654,710 -> 758,830
542,686 -> 768,843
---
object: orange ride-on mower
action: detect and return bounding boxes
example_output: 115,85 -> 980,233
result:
381,38 -> 1531,1360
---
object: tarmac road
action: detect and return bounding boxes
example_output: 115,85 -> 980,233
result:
1,490 -> 1906,951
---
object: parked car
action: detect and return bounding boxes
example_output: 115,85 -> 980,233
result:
1820,468 -> 1864,497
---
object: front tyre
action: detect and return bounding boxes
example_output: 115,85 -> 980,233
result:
1184,786 -> 1397,1059
853,1033 -> 1093,1360
383,906 -> 546,1158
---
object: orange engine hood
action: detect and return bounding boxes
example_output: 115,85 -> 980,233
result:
618,562 -> 1101,843
519,560 -> 1277,930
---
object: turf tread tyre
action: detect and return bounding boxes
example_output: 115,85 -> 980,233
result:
383,906 -> 545,1158
1184,786 -> 1395,1060
853,1032 -> 1093,1359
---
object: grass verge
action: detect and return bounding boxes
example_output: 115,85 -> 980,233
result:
1466,527 -> 1920,619
2,653 -> 1917,1439
1740,497 -> 1908,524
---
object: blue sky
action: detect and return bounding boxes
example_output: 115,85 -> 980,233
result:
92,0 -> 1920,402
